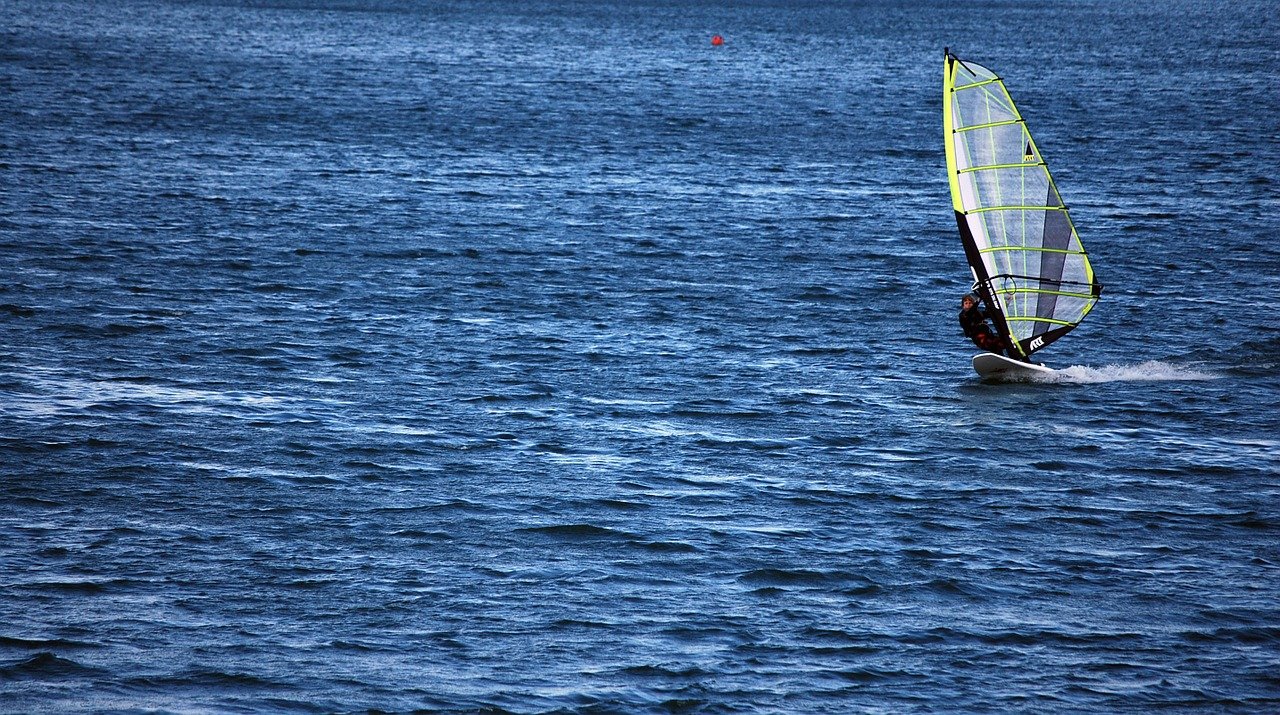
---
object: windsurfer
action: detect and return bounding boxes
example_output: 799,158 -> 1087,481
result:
958,293 -> 1006,355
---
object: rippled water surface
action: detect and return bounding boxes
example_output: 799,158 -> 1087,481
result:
2,0 -> 1278,712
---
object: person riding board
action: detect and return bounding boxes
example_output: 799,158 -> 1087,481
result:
958,293 -> 1008,356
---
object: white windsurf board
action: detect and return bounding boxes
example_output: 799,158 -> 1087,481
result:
972,353 -> 1056,381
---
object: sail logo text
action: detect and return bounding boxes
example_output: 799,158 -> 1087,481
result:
1030,337 -> 1045,350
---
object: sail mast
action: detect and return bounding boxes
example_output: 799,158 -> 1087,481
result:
943,50 -> 1023,360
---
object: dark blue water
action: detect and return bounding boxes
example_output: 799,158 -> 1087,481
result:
3,0 -> 1278,712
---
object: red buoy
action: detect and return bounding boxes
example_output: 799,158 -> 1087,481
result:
711,35 -> 724,47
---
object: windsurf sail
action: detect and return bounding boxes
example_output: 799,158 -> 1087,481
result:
943,49 -> 1102,360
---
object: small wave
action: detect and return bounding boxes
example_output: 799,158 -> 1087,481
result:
326,639 -> 382,652
621,664 -> 709,679
1181,626 -> 1280,644
518,524 -> 636,541
635,540 -> 699,553
27,580 -> 115,594
738,568 -> 873,588
0,636 -> 100,650
835,667 -> 922,683
0,303 -> 35,317
550,618 -> 617,630
0,652 -> 106,679
129,668 -> 291,689
1049,360 -> 1217,384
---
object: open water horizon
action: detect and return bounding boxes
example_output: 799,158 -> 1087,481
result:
2,0 -> 1278,712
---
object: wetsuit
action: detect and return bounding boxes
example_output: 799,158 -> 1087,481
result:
959,303 -> 1006,355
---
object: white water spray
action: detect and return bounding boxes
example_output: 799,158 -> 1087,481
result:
1046,360 -> 1217,384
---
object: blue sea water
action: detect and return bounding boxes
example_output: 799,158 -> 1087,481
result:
2,0 -> 1278,712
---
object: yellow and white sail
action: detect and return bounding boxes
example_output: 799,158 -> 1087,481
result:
943,49 -> 1101,358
